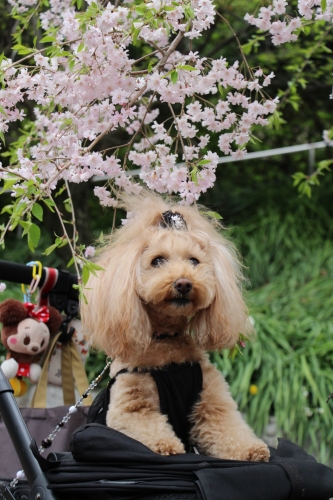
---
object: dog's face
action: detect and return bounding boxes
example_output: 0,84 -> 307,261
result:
81,194 -> 251,357
136,231 -> 216,320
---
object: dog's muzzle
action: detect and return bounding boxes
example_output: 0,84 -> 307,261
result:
170,278 -> 193,306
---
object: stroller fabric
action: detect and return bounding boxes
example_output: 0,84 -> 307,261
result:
44,423 -> 333,500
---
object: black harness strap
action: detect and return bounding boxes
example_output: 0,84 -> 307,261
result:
87,363 -> 203,452
149,363 -> 203,452
87,369 -> 130,425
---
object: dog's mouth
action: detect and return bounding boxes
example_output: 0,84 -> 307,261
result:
153,331 -> 179,340
168,298 -> 192,307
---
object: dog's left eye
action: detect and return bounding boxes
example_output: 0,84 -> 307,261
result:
151,256 -> 167,267
189,257 -> 200,266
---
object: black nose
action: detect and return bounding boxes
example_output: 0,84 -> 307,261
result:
31,346 -> 39,353
174,278 -> 192,295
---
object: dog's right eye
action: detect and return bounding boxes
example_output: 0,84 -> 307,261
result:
151,256 -> 166,267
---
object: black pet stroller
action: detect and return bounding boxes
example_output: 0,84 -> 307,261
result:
1,260 -> 333,500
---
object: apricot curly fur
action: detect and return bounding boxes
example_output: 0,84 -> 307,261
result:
81,190 -> 270,462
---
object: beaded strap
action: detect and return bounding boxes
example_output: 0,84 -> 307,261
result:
10,358 -> 112,488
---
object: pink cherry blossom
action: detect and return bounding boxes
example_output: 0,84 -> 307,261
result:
84,246 -> 96,258
0,0 -> 283,221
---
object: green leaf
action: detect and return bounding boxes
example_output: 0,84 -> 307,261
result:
241,35 -> 265,55
204,211 -> 223,220
12,44 -> 35,55
321,0 -> 327,12
292,172 -> 307,187
75,0 -> 83,8
249,134 -> 262,145
28,223 -> 41,250
40,35 -> 57,43
43,198 -> 55,212
72,283 -> 89,304
64,199 -> 72,213
228,344 -> 242,361
177,64 -> 196,71
1,178 -> 18,194
19,220 -> 31,236
27,238 -> 34,252
183,4 -> 194,19
0,104 -> 8,117
32,203 -> 43,221
56,236 -> 68,248
55,184 -> 67,197
135,3 -> 147,14
77,42 -> 85,52
68,59 -> 75,71
19,48 -> 35,55
1,204 -> 14,215
170,70 -> 178,84
148,59 -> 155,73
145,8 -> 154,20
67,256 -> 75,268
132,27 -> 141,45
82,264 -> 90,285
197,159 -> 211,166
44,242 -> 59,255
88,262 -> 104,272
190,167 -> 198,184
318,159 -> 333,171
80,260 -> 105,280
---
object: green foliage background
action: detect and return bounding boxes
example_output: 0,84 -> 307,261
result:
210,182 -> 333,465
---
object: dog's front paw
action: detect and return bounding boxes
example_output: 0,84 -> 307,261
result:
243,441 -> 270,462
152,438 -> 185,456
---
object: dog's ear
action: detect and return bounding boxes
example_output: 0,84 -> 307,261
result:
189,238 -> 252,350
81,242 -> 152,359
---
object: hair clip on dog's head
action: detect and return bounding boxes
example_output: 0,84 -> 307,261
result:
160,210 -> 187,230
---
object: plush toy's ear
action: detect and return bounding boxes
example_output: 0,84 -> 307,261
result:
46,306 -> 63,335
0,299 -> 28,325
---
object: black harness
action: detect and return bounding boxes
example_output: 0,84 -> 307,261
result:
87,362 -> 203,452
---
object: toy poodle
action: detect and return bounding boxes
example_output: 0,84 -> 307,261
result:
81,191 -> 270,462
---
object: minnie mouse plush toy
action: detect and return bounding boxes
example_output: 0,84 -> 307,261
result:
0,299 -> 62,395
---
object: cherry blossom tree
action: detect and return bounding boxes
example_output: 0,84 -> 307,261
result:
0,0 -> 332,286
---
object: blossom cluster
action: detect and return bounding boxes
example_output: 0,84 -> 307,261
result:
0,0 -> 279,211
245,0 -> 333,45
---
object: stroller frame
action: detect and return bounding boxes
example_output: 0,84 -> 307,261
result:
0,259 -> 79,500
0,366 -> 57,500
